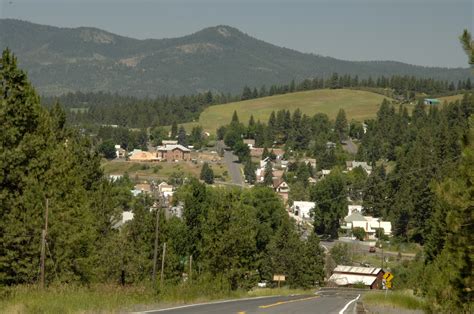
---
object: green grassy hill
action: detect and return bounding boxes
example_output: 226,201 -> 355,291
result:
193,89 -> 392,133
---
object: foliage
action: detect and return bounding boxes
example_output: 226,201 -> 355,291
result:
329,243 -> 351,265
310,170 -> 347,239
363,290 -> 427,311
352,227 -> 366,241
98,139 -> 117,159
200,162 -> 214,184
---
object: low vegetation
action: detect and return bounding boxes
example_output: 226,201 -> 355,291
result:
363,290 -> 427,311
0,283 -> 313,314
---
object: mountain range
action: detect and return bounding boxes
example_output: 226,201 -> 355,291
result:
1,19 -> 472,97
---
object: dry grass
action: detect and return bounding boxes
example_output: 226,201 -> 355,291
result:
192,89 -> 391,132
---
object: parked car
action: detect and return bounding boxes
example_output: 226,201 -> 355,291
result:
257,281 -> 268,288
369,246 -> 376,253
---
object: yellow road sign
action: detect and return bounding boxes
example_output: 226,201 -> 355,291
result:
383,272 -> 394,282
386,281 -> 392,289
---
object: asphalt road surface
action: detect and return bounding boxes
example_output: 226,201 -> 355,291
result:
223,149 -> 244,186
138,289 -> 362,314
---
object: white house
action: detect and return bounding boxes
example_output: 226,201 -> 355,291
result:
346,161 -> 372,175
291,201 -> 316,219
113,210 -> 134,228
115,145 -> 126,159
342,212 -> 392,239
321,169 -> 331,178
243,139 -> 255,149
348,205 -> 363,216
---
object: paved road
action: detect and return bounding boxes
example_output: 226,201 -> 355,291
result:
341,138 -> 358,155
138,289 -> 363,314
223,149 -> 244,186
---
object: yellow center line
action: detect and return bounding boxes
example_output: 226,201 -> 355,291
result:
237,312 -> 246,314
258,295 -> 319,309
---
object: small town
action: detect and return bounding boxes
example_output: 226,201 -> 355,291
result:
0,1 -> 472,313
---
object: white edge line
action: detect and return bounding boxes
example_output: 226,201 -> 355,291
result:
132,295 -> 284,313
338,293 -> 360,314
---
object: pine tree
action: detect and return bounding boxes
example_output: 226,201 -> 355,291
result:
263,161 -> 273,187
200,162 -> 214,184
177,126 -> 187,146
244,160 -> 256,184
231,110 -> 240,124
171,121 -> 178,139
334,108 -> 348,141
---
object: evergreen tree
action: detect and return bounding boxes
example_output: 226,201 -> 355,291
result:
177,126 -> 187,146
99,139 -> 117,159
171,121 -> 178,139
244,160 -> 256,184
263,161 -> 273,186
334,108 -> 348,141
230,110 -> 240,125
310,170 -> 347,239
200,162 -> 214,184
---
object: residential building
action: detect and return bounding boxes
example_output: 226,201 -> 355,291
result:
115,145 -> 126,159
273,179 -> 289,202
342,212 -> 392,239
348,205 -> 363,216
243,139 -> 255,149
291,201 -> 316,219
346,161 -> 372,175
321,169 -> 331,178
250,147 -> 285,159
328,266 -> 384,289
131,183 -> 152,196
157,144 -> 191,161
302,158 -> 317,169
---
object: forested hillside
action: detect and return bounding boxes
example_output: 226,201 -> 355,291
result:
1,19 -> 472,97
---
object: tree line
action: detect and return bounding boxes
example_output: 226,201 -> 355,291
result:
42,73 -> 472,130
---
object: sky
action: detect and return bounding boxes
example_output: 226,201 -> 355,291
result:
1,0 -> 472,68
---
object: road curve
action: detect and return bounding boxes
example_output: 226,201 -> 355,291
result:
136,289 -> 362,314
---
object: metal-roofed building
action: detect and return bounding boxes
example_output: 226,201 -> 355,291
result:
328,265 -> 384,289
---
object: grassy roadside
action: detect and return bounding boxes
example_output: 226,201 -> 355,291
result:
362,290 -> 427,312
0,284 -> 312,314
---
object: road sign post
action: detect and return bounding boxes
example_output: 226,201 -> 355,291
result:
273,274 -> 286,288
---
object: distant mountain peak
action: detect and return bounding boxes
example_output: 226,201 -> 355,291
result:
0,18 -> 470,97
79,28 -> 116,44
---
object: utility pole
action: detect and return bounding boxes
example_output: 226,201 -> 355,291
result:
160,243 -> 167,288
40,198 -> 49,289
152,208 -> 160,285
189,254 -> 193,284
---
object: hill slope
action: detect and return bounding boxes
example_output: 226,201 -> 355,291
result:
1,19 -> 472,97
194,89 -> 393,132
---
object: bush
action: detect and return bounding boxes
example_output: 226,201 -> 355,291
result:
352,227 -> 366,241
363,290 -> 427,311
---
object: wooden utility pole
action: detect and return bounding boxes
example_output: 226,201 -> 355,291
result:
152,208 -> 160,285
189,254 -> 193,284
160,243 -> 167,288
40,198 -> 49,289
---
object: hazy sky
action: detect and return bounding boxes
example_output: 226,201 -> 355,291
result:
1,0 -> 472,68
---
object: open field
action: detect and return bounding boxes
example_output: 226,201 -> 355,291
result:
190,89 -> 391,133
102,157 -> 229,182
438,93 -> 465,103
